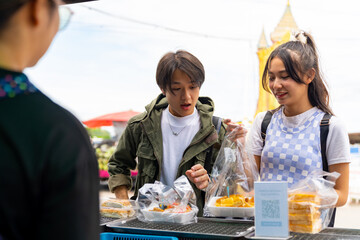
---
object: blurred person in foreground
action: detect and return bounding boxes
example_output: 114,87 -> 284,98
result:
107,50 -> 246,215
0,0 -> 99,239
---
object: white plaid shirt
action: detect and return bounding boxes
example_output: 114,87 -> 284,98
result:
260,108 -> 325,187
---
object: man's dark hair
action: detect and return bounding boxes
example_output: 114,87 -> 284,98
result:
156,50 -> 205,94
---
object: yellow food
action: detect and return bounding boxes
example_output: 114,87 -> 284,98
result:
100,208 -> 135,219
288,192 -> 322,233
215,194 -> 254,208
101,199 -> 132,208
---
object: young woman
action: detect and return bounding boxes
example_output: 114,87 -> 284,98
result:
0,1 -> 99,239
108,50 -> 245,215
248,31 -> 350,209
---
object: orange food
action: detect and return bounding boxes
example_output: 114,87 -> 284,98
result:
150,207 -> 164,212
288,192 -> 322,233
215,194 -> 254,208
150,203 -> 192,213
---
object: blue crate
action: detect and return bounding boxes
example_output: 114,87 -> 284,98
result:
100,232 -> 178,240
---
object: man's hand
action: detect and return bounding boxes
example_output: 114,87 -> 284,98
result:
114,185 -> 129,199
185,164 -> 209,190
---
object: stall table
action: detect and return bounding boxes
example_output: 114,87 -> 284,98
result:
102,217 -> 360,240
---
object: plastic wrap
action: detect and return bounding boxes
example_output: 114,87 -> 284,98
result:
136,175 -> 198,224
100,198 -> 138,219
203,127 -> 259,217
288,170 -> 340,233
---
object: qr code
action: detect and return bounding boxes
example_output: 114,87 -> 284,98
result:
262,200 -> 280,219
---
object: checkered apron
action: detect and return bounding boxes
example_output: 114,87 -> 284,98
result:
260,108 -> 325,187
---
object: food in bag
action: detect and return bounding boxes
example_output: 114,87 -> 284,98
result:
101,198 -> 133,208
100,198 -> 137,219
214,194 -> 254,208
150,202 -> 192,213
203,127 -> 259,218
288,192 -> 322,233
287,171 -> 340,234
137,176 -> 199,224
100,207 -> 135,219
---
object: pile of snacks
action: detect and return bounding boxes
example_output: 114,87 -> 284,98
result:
288,193 -> 321,233
215,194 -> 254,208
100,199 -> 136,219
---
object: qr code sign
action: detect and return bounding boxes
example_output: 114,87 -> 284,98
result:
262,200 -> 280,219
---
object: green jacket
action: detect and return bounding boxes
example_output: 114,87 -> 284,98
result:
108,94 -> 226,215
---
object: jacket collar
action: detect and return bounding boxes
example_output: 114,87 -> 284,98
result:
0,68 -> 38,100
141,94 -> 218,169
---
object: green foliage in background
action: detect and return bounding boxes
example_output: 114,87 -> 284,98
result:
96,146 -> 116,172
86,127 -> 111,139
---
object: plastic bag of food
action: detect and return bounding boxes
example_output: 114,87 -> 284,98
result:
100,198 -> 138,219
203,126 -> 259,217
288,170 -> 339,233
136,175 -> 198,224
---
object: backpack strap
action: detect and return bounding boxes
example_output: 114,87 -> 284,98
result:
204,116 -> 222,174
320,113 -> 331,172
261,111 -> 274,147
320,113 -> 336,227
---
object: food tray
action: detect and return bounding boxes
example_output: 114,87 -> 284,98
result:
140,208 -> 196,224
207,197 -> 254,218
106,217 -> 254,240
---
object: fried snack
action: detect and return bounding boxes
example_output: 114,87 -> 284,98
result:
100,208 -> 135,219
215,194 -> 254,207
101,198 -> 133,208
288,192 -> 322,233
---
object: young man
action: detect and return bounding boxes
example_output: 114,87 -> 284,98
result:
108,50 -> 245,214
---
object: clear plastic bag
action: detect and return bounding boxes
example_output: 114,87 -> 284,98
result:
136,175 -> 198,224
288,170 -> 340,233
203,126 -> 260,217
100,198 -> 138,219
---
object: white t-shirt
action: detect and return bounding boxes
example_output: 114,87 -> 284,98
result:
160,107 -> 200,186
247,107 -> 351,166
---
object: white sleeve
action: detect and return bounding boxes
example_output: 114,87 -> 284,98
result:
246,111 -> 267,156
326,116 -> 351,166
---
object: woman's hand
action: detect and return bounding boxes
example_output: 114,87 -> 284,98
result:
223,119 -> 248,144
185,164 -> 209,190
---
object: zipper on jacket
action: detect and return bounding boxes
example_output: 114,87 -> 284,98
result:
178,125 -> 217,169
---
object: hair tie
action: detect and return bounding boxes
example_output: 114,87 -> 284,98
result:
290,31 -> 307,44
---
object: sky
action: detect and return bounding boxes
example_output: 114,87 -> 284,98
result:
25,0 -> 360,134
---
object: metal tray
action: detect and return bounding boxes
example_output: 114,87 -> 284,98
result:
245,227 -> 360,240
101,216 -> 137,226
101,216 -> 117,226
106,217 -> 254,239
320,227 -> 360,236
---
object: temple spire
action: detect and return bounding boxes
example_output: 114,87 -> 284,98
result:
270,0 -> 299,43
257,27 -> 268,49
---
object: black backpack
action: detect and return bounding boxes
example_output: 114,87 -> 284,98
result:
261,110 -> 336,227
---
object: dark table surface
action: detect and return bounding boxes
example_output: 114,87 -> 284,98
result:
101,217 -> 360,240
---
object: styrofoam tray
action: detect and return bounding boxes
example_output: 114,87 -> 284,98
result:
140,208 -> 196,223
207,197 -> 254,218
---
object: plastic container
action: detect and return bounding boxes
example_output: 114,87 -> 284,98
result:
207,196 -> 254,218
100,232 -> 178,240
140,207 -> 196,224
100,199 -> 138,219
